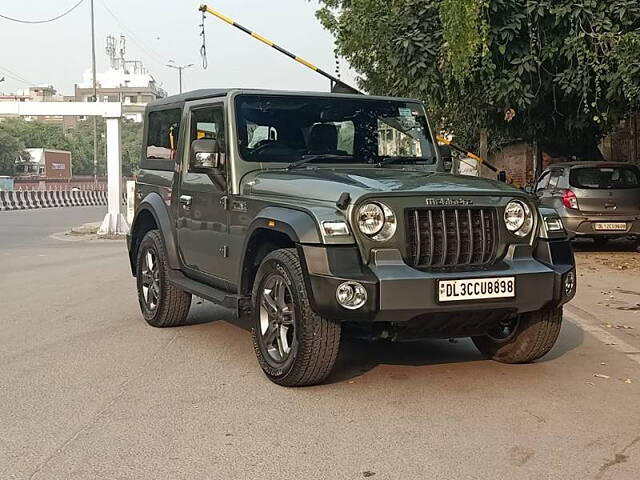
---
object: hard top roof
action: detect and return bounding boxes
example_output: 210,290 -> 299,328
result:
148,88 -> 421,108
548,161 -> 637,169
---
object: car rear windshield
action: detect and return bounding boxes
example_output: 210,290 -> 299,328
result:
234,94 -> 436,165
569,166 -> 640,189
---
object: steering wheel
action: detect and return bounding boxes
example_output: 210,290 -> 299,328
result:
250,140 -> 289,156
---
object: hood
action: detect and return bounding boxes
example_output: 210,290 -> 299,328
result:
242,167 -> 522,203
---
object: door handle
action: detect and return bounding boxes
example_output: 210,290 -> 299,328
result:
180,195 -> 192,210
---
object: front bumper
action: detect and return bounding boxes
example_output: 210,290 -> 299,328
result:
561,213 -> 640,238
301,239 -> 576,323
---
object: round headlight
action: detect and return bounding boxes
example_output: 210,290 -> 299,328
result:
357,203 -> 385,236
357,202 -> 397,241
504,200 -> 533,237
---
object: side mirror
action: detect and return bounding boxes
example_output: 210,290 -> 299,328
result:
190,139 -> 224,172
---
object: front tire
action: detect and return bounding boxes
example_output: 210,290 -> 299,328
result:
251,248 -> 341,387
472,307 -> 562,363
136,230 -> 192,328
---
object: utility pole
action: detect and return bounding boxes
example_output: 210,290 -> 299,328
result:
167,61 -> 194,94
90,0 -> 98,184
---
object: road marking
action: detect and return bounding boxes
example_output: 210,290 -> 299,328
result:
566,305 -> 640,367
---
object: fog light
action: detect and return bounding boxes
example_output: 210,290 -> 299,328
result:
545,217 -> 564,232
564,271 -> 575,296
336,282 -> 368,310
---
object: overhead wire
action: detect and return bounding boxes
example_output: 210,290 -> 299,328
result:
0,0 -> 85,24
0,65 -> 35,86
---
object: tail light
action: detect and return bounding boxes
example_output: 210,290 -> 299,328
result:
562,189 -> 579,210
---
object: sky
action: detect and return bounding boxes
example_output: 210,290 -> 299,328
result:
0,0 -> 357,96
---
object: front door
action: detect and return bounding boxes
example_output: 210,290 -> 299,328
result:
177,102 -> 233,285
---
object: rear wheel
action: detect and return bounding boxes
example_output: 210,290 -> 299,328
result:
472,307 -> 562,363
251,248 -> 341,387
136,230 -> 192,328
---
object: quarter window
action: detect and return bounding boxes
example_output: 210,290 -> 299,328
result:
548,170 -> 563,189
146,109 -> 182,161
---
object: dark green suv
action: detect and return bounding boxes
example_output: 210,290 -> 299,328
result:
127,89 -> 577,386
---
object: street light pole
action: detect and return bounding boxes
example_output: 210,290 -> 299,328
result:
90,0 -> 98,184
167,61 -> 194,94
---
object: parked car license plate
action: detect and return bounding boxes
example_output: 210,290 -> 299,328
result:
594,222 -> 627,231
438,277 -> 515,302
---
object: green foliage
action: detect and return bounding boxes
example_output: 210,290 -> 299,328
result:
0,118 -> 142,177
316,0 -> 640,157
440,0 -> 487,78
0,130 -> 24,175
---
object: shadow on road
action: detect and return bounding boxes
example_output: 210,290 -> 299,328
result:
572,238 -> 637,253
180,296 -> 584,385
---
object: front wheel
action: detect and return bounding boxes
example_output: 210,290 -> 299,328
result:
251,248 -> 341,387
472,307 -> 562,363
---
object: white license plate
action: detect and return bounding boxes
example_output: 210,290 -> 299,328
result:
594,222 -> 627,231
438,277 -> 515,302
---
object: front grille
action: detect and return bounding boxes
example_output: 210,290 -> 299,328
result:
406,208 -> 498,269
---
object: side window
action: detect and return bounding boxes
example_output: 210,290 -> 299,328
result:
536,171 -> 550,191
189,106 -> 226,174
146,109 -> 182,161
548,170 -> 562,190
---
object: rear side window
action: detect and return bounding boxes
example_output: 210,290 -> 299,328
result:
570,166 -> 640,189
146,109 -> 182,161
548,170 -> 563,189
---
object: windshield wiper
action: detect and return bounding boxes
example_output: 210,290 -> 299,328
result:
287,154 -> 353,170
376,156 -> 433,167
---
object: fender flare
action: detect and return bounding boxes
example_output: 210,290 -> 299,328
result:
237,207 -> 322,294
130,192 -> 181,271
246,206 -> 322,245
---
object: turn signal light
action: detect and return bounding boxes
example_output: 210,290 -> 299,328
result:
562,190 -> 579,210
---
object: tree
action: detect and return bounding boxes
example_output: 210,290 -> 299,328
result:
315,0 -> 640,158
0,130 -> 24,175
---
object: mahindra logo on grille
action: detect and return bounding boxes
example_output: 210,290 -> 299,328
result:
425,198 -> 473,206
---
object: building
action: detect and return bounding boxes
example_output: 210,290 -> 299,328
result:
1,35 -> 166,125
73,35 -> 166,122
73,69 -> 165,123
0,85 -> 71,124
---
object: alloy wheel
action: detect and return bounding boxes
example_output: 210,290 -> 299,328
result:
259,274 -> 296,363
140,248 -> 160,312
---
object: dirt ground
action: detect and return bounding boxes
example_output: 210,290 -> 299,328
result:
571,238 -> 640,346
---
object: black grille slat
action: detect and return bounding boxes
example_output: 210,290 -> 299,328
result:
454,210 -> 461,265
407,207 -> 497,269
440,210 -> 447,266
430,210 -> 435,266
480,209 -> 487,262
412,209 -> 421,266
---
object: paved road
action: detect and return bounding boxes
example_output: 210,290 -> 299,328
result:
1,207 -> 639,480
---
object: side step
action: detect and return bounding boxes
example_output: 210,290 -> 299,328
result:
167,270 -> 251,319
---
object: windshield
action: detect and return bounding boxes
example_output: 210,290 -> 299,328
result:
235,95 -> 436,165
569,166 -> 640,189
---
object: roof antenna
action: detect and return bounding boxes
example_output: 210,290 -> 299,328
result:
199,9 -> 208,69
